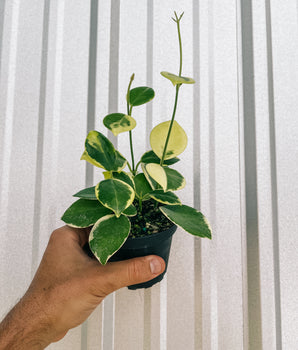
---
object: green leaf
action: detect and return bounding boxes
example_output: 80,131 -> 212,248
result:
122,204 -> 137,216
112,171 -> 135,189
164,167 -> 185,191
134,173 -> 152,200
128,86 -> 155,106
160,205 -> 212,239
81,130 -> 127,171
149,190 -> 181,205
89,214 -> 131,265
160,71 -> 195,86
142,163 -> 167,191
140,150 -> 180,165
73,186 -> 96,200
96,179 -> 135,218
61,199 -> 112,228
150,120 -> 188,160
103,113 -> 136,136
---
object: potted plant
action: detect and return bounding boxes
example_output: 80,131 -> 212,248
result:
61,12 -> 212,290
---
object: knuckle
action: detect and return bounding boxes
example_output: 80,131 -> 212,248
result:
128,258 -> 147,282
49,229 -> 61,243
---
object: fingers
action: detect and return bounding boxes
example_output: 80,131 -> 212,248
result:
94,255 -> 166,295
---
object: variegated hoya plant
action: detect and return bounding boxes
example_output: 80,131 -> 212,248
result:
61,12 -> 212,265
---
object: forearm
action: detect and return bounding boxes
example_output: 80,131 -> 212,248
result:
0,295 -> 52,350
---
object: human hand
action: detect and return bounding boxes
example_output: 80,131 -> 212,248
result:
0,226 -> 165,349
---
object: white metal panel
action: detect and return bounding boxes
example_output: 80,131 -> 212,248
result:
1,1 -> 298,349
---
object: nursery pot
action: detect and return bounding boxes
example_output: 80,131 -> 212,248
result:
109,224 -> 177,290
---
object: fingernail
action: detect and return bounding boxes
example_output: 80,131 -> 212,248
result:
150,259 -> 162,274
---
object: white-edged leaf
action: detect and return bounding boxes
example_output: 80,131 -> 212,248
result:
89,214 -> 131,264
95,179 -> 135,217
149,190 -> 181,205
164,167 -> 185,191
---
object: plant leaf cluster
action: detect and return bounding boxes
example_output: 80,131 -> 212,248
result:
61,12 -> 212,265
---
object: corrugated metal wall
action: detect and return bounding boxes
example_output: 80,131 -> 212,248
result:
0,1 -> 297,349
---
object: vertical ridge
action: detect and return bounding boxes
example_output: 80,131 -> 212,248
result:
107,0 -> 120,147
0,0 -> 6,81
235,0 -> 249,348
0,0 -> 20,239
192,0 -> 203,349
208,1 -> 218,349
81,1 -> 99,348
144,2 -> 153,349
85,0 -> 98,188
265,1 -> 282,348
31,0 -> 50,277
145,0 -> 153,150
240,0 -> 262,348
102,1 -> 120,349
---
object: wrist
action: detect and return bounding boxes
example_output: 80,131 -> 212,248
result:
0,294 -> 53,350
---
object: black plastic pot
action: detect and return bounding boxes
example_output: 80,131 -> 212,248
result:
109,224 -> 177,290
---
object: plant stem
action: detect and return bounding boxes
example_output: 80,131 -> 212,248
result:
126,74 -> 135,174
160,13 -> 184,167
160,85 -> 180,166
175,12 -> 183,77
127,161 -> 133,173
139,197 -> 142,213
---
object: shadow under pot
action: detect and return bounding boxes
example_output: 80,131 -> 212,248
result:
109,224 -> 177,290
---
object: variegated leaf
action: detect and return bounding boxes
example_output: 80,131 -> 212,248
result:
95,179 -> 135,218
142,163 -> 167,191
103,113 -> 136,136
81,130 -> 127,171
160,71 -> 195,86
160,205 -> 212,239
164,167 -> 186,191
73,186 -> 96,200
150,121 -> 187,160
89,214 -> 131,265
149,190 -> 181,205
61,199 -> 112,228
134,173 -> 152,200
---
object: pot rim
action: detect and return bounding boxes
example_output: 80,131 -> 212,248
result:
122,224 -> 177,249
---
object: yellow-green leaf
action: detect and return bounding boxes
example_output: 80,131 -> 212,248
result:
103,113 -> 136,136
143,163 -> 167,191
161,71 -> 195,86
150,120 -> 188,160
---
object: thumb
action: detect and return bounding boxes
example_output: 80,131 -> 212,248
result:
97,255 -> 166,294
